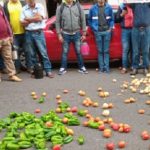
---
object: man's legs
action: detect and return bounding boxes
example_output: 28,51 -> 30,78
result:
103,30 -> 111,72
25,31 -> 38,72
73,32 -> 87,73
0,38 -> 22,81
94,32 -> 103,72
121,29 -> 132,72
61,33 -> 71,69
141,27 -> 150,68
33,31 -> 52,74
131,27 -> 140,75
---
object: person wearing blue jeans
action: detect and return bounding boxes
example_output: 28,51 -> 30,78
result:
115,3 -> 133,74
122,29 -> 132,71
94,31 -> 111,72
56,0 -> 88,75
132,27 -> 150,73
61,32 -> 85,71
88,0 -> 114,73
20,0 -> 54,78
25,30 -> 53,74
126,3 -> 150,76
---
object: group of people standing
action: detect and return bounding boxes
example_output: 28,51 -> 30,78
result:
116,2 -> 150,76
56,0 -> 150,76
0,0 -> 54,82
0,0 -> 150,83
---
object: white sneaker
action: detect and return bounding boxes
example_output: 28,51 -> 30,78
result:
78,66 -> 88,74
58,68 -> 67,75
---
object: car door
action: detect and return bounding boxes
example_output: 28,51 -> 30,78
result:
44,17 -> 62,62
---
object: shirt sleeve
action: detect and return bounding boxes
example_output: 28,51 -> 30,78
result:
37,3 -> 46,19
20,7 -> 26,21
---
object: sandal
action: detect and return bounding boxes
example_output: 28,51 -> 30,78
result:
121,68 -> 127,74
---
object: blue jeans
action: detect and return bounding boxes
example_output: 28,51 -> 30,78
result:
25,31 -> 52,73
0,55 -> 4,69
14,34 -> 30,69
121,28 -> 132,68
132,26 -> 150,69
61,32 -> 85,69
94,30 -> 111,72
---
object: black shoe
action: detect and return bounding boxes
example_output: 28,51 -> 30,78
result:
20,65 -> 27,71
143,69 -> 148,76
130,69 -> 138,75
27,68 -> 34,74
16,69 -> 21,74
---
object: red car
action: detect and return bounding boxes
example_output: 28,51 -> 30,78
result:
44,3 -> 122,62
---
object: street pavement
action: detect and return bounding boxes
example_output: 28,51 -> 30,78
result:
0,67 -> 150,150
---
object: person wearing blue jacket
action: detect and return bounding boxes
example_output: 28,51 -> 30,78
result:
88,0 -> 114,73
128,3 -> 150,76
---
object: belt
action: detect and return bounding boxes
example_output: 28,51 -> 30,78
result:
26,29 -> 42,33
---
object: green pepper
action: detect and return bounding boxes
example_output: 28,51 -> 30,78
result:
88,121 -> 99,129
9,112 -> 18,118
77,135 -> 85,145
68,119 -> 80,126
3,137 -> 15,141
38,96 -> 45,103
7,143 -> 19,150
63,135 -> 73,144
51,135 -> 63,141
35,139 -> 46,149
77,110 -> 86,117
45,131 -> 56,140
18,141 -> 32,149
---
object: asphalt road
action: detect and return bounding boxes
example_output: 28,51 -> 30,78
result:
0,66 -> 150,150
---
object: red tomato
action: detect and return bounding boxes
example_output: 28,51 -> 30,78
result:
118,141 -> 126,148
52,145 -> 61,150
106,142 -> 115,150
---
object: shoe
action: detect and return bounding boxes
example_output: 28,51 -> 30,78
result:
9,75 -> 22,82
130,69 -> 138,75
78,66 -> 88,74
20,65 -> 27,71
58,68 -> 67,75
121,68 -> 127,74
16,69 -> 21,74
27,68 -> 34,74
47,72 -> 54,78
143,69 -> 148,76
0,68 -> 7,74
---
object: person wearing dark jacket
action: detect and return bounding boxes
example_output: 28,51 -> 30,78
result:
128,3 -> 150,76
116,3 -> 133,74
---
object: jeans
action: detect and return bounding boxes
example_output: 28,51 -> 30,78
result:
0,55 -> 4,69
25,31 -> 52,73
121,28 -> 132,68
61,32 -> 85,69
94,30 -> 111,72
132,26 -> 150,69
14,34 -> 30,70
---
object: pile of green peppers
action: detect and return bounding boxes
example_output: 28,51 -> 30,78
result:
0,111 -> 77,150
